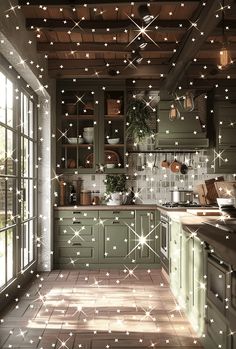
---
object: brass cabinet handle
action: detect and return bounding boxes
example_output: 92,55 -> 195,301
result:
73,211 -> 81,214
112,221 -> 120,224
73,242 -> 82,246
112,211 -> 120,214
73,221 -> 81,224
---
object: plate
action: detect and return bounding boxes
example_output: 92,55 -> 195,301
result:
84,150 -> 120,168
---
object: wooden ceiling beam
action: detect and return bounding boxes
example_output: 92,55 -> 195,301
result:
163,0 -> 235,92
37,41 -> 236,53
19,0 -> 201,6
26,18 -> 189,34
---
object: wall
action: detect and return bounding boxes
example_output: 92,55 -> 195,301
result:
58,150 -> 234,205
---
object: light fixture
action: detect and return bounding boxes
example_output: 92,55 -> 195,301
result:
137,35 -> 147,50
183,91 -> 194,112
131,50 -> 143,65
219,1 -> 231,69
138,5 -> 153,24
169,103 -> 180,121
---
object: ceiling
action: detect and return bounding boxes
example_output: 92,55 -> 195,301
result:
19,0 -> 236,92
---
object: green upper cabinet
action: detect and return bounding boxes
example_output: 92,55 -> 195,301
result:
155,92 -> 209,149
207,101 -> 236,173
56,80 -> 126,174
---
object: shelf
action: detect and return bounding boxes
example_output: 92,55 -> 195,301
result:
104,115 -> 124,120
104,144 -> 124,148
62,143 -> 94,148
62,114 -> 96,120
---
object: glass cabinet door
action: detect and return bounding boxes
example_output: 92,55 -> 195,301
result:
57,89 -> 98,172
102,89 -> 126,173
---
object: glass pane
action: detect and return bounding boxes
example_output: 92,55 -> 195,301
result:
24,138 -> 29,177
22,222 -> 29,268
7,229 -> 13,281
7,178 -> 16,226
6,130 -> 15,175
24,94 -> 28,136
6,79 -> 13,127
21,179 -> 29,221
0,231 -> 6,287
0,72 -> 6,124
0,178 -> 6,229
29,140 -> 34,178
0,125 -> 6,175
29,179 -> 34,217
29,219 -> 34,262
29,101 -> 34,138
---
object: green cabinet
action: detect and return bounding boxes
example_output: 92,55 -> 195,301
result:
56,80 -> 126,174
135,210 -> 159,264
54,209 -> 160,268
54,217 -> 99,268
208,101 -> 236,173
169,219 -> 205,336
99,218 -> 135,264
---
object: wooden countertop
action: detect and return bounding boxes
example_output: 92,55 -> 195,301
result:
54,204 -> 157,210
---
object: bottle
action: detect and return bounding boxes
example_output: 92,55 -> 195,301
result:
69,185 -> 77,205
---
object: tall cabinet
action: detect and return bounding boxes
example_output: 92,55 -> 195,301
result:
56,80 -> 126,174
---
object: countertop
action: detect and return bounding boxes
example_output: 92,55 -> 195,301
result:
54,204 -> 157,210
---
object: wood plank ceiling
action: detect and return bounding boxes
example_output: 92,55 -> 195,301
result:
19,0 -> 236,91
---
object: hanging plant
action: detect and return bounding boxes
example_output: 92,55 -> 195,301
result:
126,99 -> 153,142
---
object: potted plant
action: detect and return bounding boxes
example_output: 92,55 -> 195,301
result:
104,174 -> 126,205
126,99 -> 153,146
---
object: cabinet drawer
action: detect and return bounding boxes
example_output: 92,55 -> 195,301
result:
55,210 -> 99,219
205,302 -> 228,349
99,210 -> 135,219
55,217 -> 98,225
54,242 -> 98,264
55,224 -> 98,241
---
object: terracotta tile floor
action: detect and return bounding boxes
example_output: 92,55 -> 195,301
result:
0,269 -> 203,348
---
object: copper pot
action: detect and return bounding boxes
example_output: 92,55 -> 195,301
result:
170,159 -> 181,173
161,158 -> 170,168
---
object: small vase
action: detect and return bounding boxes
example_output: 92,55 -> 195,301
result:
107,192 -> 122,206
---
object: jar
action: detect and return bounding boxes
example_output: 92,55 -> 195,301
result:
80,190 -> 91,205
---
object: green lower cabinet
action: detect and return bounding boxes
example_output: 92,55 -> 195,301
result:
98,218 -> 135,264
169,220 -> 205,337
135,211 -> 159,264
204,301 -> 229,349
54,218 -> 99,268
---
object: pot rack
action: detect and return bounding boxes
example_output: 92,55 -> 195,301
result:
127,150 -> 199,154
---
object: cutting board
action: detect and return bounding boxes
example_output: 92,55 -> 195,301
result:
205,177 -> 224,204
214,181 -> 236,198
195,184 -> 208,205
186,209 -> 221,216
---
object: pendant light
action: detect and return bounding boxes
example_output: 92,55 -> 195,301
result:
183,91 -> 194,112
219,1 -> 231,69
169,103 -> 180,121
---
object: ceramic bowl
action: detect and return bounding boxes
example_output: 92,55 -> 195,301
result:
68,137 -> 77,144
83,127 -> 94,133
106,163 -> 115,169
78,137 -> 84,144
107,138 -> 120,145
83,133 -> 93,143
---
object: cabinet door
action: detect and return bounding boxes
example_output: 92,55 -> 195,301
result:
207,253 -> 229,315
185,234 -> 205,335
57,84 -> 99,173
205,301 -> 228,349
102,88 -> 126,173
99,218 -> 135,264
135,211 -> 158,264
169,220 -> 182,299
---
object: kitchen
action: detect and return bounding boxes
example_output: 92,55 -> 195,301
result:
0,0 -> 236,348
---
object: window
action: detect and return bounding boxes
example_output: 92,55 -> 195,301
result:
0,65 -> 37,290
